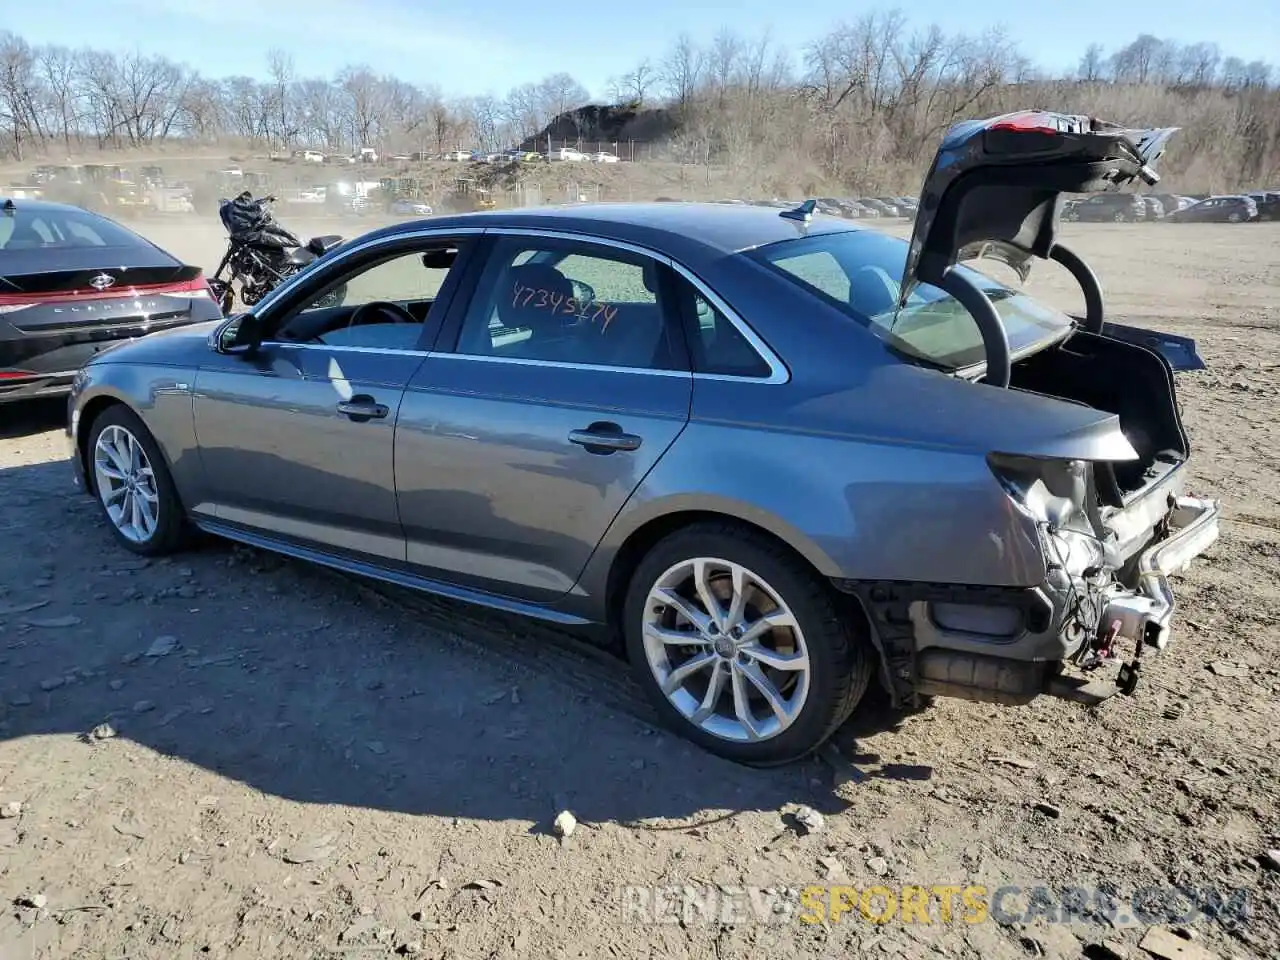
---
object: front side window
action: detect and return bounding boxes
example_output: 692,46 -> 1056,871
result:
275,243 -> 465,351
454,238 -> 682,370
749,230 -> 1072,371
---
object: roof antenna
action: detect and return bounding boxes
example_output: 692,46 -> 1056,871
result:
780,199 -> 815,222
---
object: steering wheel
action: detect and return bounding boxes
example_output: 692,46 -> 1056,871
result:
346,300 -> 416,329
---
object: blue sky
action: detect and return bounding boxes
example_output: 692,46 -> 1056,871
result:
9,0 -> 1276,100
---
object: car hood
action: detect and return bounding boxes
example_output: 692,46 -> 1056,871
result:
901,111 -> 1178,304
88,317 -> 223,365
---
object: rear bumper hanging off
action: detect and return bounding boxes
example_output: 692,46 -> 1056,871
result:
833,494 -> 1221,707
1101,495 -> 1220,653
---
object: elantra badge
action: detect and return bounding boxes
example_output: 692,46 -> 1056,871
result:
89,273 -> 117,291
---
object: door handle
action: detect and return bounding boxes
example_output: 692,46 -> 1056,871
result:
569,421 -> 642,454
337,395 -> 389,421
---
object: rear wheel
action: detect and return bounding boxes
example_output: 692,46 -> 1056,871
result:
623,523 -> 872,766
1112,210 -> 1127,222
88,405 -> 190,556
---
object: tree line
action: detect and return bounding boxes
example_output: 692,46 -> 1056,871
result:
1,11 -> 1277,193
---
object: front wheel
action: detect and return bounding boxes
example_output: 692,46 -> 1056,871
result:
623,523 -> 872,766
88,405 -> 191,556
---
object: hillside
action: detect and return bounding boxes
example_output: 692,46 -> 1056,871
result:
519,103 -> 679,149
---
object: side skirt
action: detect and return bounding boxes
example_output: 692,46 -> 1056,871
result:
192,517 -> 595,628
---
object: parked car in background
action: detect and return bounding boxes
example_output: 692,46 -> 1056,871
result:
1151,193 -> 1193,214
0,197 -> 220,403
547,148 -> 588,162
66,111 -> 1219,765
390,198 -> 433,217
1166,195 -> 1258,223
861,198 -> 900,217
1068,192 -> 1147,222
591,152 -> 620,163
1247,191 -> 1280,221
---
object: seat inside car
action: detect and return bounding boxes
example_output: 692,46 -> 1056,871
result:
595,259 -> 667,367
848,264 -> 900,317
496,263 -> 587,362
3,221 -> 49,250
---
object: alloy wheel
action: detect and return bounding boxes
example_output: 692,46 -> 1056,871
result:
641,557 -> 811,743
93,424 -> 160,544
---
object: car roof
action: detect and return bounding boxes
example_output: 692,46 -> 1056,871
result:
376,201 -> 864,255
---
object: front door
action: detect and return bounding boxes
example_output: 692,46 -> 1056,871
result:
394,234 -> 693,602
192,236 -> 474,563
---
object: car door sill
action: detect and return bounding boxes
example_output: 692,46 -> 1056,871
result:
192,517 -> 594,627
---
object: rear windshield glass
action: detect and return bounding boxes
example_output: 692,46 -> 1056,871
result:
748,229 -> 1072,371
0,207 -> 147,252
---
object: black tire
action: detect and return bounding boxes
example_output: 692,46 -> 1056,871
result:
623,521 -> 873,766
86,404 -> 191,556
1112,211 -> 1127,222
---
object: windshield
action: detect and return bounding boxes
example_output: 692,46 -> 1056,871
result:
749,230 -> 1073,371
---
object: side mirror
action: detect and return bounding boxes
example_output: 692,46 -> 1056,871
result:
212,313 -> 264,354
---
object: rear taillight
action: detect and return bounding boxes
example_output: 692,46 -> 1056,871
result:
0,274 -> 212,315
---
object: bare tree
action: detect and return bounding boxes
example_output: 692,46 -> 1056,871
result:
610,58 -> 655,105
337,65 -> 384,150
1078,44 -> 1106,82
0,32 -> 43,160
265,49 -> 297,147
0,16 -> 1276,196
659,34 -> 703,114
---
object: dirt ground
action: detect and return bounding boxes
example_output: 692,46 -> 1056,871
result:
1,218 -> 1278,960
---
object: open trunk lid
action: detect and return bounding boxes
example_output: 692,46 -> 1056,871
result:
898,111 -> 1202,385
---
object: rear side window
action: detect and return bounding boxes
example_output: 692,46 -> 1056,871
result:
454,237 -> 683,370
670,273 -> 771,379
0,208 -> 145,251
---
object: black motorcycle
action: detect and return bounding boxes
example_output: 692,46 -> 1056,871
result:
207,192 -> 346,314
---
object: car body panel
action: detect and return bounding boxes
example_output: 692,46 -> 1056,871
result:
191,344 -> 426,563
68,354 -> 205,502
395,356 -> 692,602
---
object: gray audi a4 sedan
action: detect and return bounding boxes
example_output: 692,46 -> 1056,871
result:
68,111 -> 1220,765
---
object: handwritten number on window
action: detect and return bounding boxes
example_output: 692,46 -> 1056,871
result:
511,282 -> 617,329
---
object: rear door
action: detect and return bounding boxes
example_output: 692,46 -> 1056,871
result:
393,231 -> 693,602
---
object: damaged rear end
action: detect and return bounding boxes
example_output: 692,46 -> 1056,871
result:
860,111 -> 1221,708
